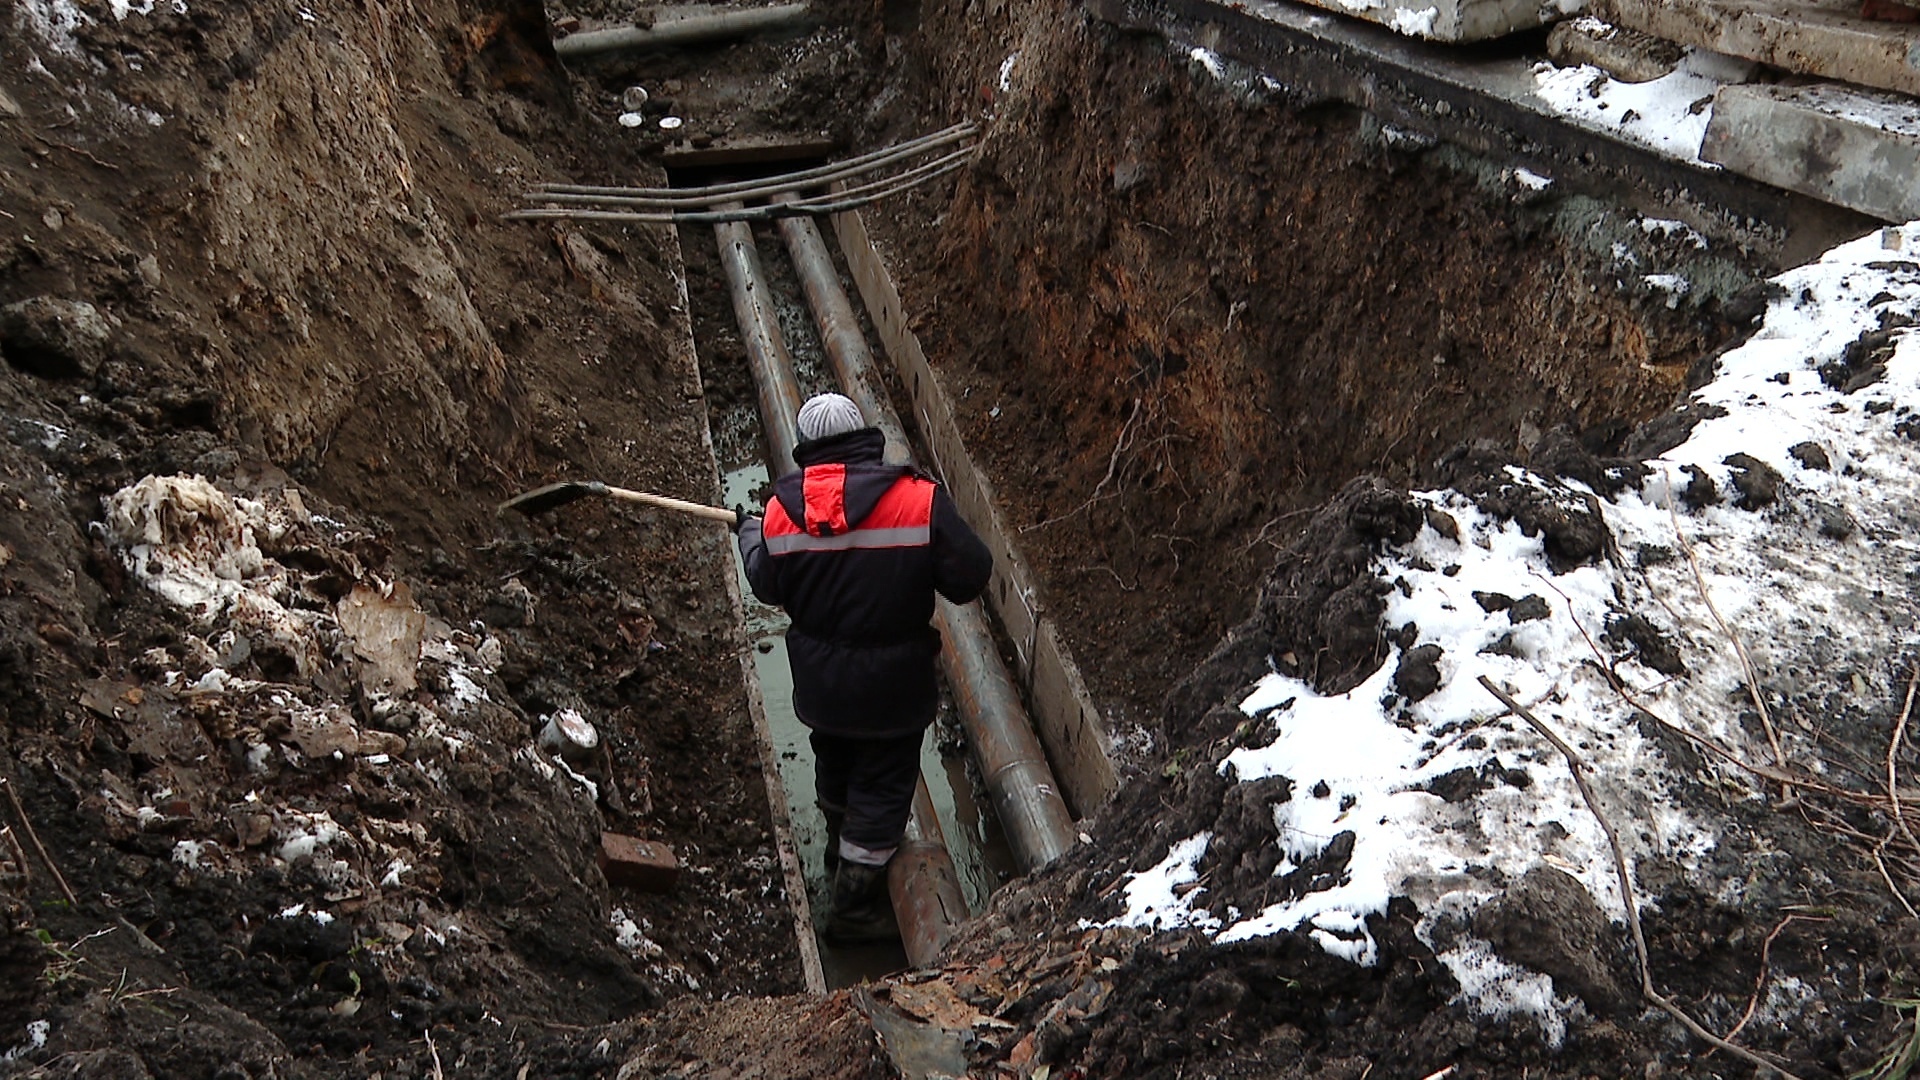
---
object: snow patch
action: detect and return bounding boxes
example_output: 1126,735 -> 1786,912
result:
1107,833 -> 1221,933
1532,48 -> 1752,165
1438,939 -> 1573,1047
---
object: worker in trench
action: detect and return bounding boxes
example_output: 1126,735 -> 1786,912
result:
734,392 -> 993,942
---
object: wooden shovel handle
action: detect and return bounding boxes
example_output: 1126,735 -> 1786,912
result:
603,485 -> 739,525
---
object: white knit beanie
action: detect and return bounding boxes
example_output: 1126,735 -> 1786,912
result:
797,393 -> 864,441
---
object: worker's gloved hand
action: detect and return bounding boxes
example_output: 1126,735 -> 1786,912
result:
731,507 -> 759,535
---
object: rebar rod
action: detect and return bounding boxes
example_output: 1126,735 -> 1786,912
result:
531,123 -> 975,201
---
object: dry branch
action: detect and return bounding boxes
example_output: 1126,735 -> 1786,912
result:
1,776 -> 78,907
1476,676 -> 1806,1080
1663,479 -> 1789,788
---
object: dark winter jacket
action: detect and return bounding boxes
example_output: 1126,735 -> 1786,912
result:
737,428 -> 993,738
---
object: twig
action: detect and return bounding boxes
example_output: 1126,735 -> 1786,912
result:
1,777 -> 78,907
1664,475 -> 1789,790
1020,399 -> 1142,534
1874,837 -> 1920,918
1887,669 -> 1920,854
1722,913 -> 1828,1046
1237,507 -> 1315,555
426,1028 -> 446,1079
31,134 -> 120,171
1476,676 -> 1807,1080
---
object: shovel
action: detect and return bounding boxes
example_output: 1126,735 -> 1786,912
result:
498,481 -> 739,525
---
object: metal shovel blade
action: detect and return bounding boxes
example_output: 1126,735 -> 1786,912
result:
496,480 -> 608,517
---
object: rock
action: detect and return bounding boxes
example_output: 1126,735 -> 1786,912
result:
1679,464 -> 1719,509
1789,441 -> 1831,471
483,579 -> 537,627
337,581 -> 426,693
1112,159 -> 1155,195
1472,865 -> 1632,1016
0,295 -> 114,378
1606,612 -> 1686,676
1812,500 -> 1856,540
1423,505 -> 1461,541
1724,452 -> 1783,510
1507,594 -> 1550,623
0,87 -> 19,118
1472,591 -> 1513,613
1393,643 -> 1444,701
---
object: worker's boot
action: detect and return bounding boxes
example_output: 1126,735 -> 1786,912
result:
824,860 -> 896,944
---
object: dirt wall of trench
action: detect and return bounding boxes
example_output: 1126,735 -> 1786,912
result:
0,0 -> 811,1072
862,3 -> 1769,733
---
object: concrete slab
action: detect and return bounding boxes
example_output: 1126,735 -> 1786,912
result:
1597,0 -> 1920,97
1289,0 -> 1580,44
1095,0 -> 1875,262
659,135 -> 839,168
1703,81 -> 1920,222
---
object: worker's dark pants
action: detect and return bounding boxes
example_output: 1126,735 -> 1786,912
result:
811,729 -> 924,868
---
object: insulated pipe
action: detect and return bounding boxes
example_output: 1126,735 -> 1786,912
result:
554,3 -> 811,59
533,123 -> 975,199
772,201 -> 911,466
713,211 -> 970,960
714,207 -> 803,476
774,204 -> 1079,871
893,779 -> 970,967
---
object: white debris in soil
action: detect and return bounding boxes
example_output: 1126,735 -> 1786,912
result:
1531,48 -> 1752,165
1511,167 -> 1553,191
610,907 -> 666,959
1437,940 -> 1574,1047
1642,272 -> 1690,306
1640,216 -> 1709,250
1188,46 -> 1224,81
15,0 -> 90,55
1105,222 -> 1920,1037
3,1020 -> 51,1062
998,51 -> 1020,93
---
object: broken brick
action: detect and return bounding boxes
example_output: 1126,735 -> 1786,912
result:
599,832 -> 681,893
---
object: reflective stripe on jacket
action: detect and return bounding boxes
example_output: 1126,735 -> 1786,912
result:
738,428 -> 992,738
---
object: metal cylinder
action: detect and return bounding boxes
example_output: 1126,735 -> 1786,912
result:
714,211 -> 804,475
775,202 -> 1079,873
774,207 -> 912,465
554,3 -> 812,60
937,601 -> 1077,868
889,778 -> 969,968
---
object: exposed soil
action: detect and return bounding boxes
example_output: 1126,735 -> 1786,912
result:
2,0 -> 1912,1076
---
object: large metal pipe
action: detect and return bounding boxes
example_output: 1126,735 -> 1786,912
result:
712,214 -> 969,962
775,207 -> 1079,871
714,210 -> 804,476
554,3 -> 812,60
893,780 -> 969,967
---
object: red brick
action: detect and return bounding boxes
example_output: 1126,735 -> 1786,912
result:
598,832 -> 681,893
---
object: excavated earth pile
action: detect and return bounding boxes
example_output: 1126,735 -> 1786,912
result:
5,0 -> 1920,1075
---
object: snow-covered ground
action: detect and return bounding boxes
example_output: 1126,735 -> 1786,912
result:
1102,221 -> 1920,1038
